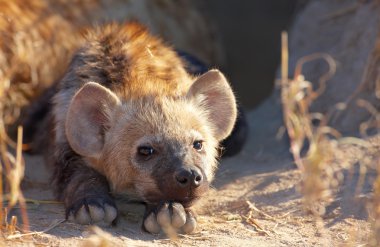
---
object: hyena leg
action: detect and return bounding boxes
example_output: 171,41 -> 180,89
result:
143,202 -> 197,234
53,145 -> 117,225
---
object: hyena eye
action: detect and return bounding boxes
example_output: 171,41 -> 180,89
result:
138,146 -> 155,156
193,140 -> 203,151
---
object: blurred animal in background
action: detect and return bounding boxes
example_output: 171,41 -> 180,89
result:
0,0 -> 223,118
0,0 -> 248,234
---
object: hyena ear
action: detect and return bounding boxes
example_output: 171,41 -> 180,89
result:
188,69 -> 237,141
66,82 -> 121,158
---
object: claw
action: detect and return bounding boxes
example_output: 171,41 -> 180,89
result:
144,212 -> 161,234
104,204 -> 118,223
156,203 -> 171,227
182,211 -> 197,233
171,203 -> 186,228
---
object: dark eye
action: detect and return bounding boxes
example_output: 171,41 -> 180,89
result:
138,146 -> 155,156
193,140 -> 203,151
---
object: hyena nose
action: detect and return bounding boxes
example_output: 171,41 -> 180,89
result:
175,168 -> 203,188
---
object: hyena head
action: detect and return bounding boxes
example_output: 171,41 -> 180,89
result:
65,70 -> 237,207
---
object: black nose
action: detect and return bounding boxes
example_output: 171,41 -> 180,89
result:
175,168 -> 203,188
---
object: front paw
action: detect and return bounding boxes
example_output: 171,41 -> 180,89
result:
143,202 -> 197,234
67,196 -> 117,225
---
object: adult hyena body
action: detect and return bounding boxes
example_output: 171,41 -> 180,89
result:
51,23 -> 237,234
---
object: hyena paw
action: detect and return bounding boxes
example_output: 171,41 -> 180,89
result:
67,196 -> 117,225
143,202 -> 197,234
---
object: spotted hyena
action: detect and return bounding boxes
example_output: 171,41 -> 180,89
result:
49,23 -> 237,234
3,0 -> 246,235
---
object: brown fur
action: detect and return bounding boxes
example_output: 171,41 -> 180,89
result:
50,22 -> 237,230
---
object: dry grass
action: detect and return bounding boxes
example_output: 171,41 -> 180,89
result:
357,100 -> 380,246
0,66 -> 30,241
81,226 -> 119,247
280,32 -> 341,220
280,31 -> 380,245
369,157 -> 380,246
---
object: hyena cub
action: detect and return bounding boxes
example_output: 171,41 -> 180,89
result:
52,22 -> 237,234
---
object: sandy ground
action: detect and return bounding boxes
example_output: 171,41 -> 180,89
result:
3,90 -> 378,247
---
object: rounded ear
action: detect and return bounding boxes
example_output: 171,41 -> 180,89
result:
66,82 -> 121,158
188,69 -> 237,141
